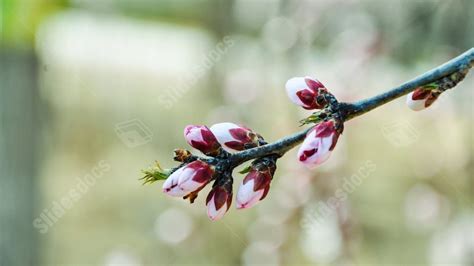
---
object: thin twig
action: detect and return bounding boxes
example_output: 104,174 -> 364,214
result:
230,48 -> 474,166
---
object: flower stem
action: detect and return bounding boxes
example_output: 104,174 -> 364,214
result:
231,48 -> 474,165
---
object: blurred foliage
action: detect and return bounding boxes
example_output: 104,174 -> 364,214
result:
0,0 -> 67,46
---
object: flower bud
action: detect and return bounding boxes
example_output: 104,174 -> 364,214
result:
297,121 -> 340,168
236,160 -> 275,209
162,167 -> 186,197
406,87 -> 439,111
209,122 -> 260,153
206,182 -> 232,221
162,160 -> 213,197
184,125 -> 221,155
285,76 -> 328,110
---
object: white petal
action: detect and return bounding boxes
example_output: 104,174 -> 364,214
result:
177,166 -> 208,193
162,168 -> 181,189
298,132 -> 333,169
210,122 -> 238,133
210,122 -> 241,153
165,187 -> 188,197
177,167 -> 196,185
236,179 -> 264,209
185,127 -> 205,143
207,197 -> 227,221
406,92 -> 427,111
179,180 -> 202,192
237,179 -> 255,201
162,168 -> 188,197
297,130 -> 318,159
285,77 -> 308,106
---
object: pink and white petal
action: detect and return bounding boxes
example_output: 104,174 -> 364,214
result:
300,128 -> 317,145
406,92 -> 426,111
165,186 -> 188,197
236,179 -> 255,199
314,135 -> 333,163
210,123 -> 245,153
297,143 -> 320,168
176,167 -> 197,185
162,168 -> 187,196
185,126 -> 205,143
162,173 -> 178,191
307,136 -> 333,167
285,77 -> 308,106
297,130 -> 318,156
298,134 -> 334,168
235,179 -> 262,209
178,179 -> 203,192
210,123 -> 237,142
236,190 -> 264,209
207,200 -> 228,221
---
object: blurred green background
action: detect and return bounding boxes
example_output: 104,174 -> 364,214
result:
1,0 -> 473,265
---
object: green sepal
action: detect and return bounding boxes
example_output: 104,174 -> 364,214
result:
140,161 -> 172,185
421,82 -> 438,90
299,111 -> 324,126
238,165 -> 252,174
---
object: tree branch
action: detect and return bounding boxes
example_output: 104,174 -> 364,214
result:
148,48 -> 474,220
230,48 -> 474,166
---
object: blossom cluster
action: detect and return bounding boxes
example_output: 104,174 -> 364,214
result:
144,49 -> 472,222
158,76 -> 345,221
149,71 -> 464,222
162,122 -> 273,220
285,77 -> 342,168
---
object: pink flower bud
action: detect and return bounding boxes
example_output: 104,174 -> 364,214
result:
209,122 -> 259,153
162,160 -> 213,197
236,169 -> 272,209
297,121 -> 340,168
184,125 -> 221,155
406,87 -> 439,111
285,76 -> 328,110
206,185 -> 232,221
162,167 -> 187,197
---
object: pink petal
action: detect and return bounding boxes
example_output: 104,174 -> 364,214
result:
285,77 -> 310,107
406,92 -> 427,111
162,168 -> 188,197
207,196 -> 228,221
297,130 -> 334,168
210,122 -> 243,153
236,179 -> 265,209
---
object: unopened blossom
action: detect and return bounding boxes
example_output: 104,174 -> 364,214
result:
236,159 -> 276,209
209,122 -> 260,153
285,76 -> 329,110
206,182 -> 232,221
406,87 -> 440,111
184,125 -> 221,155
162,167 -> 184,197
297,120 -> 340,168
162,160 -> 213,197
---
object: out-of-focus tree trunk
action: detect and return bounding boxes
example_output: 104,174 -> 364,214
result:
0,50 -> 39,265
